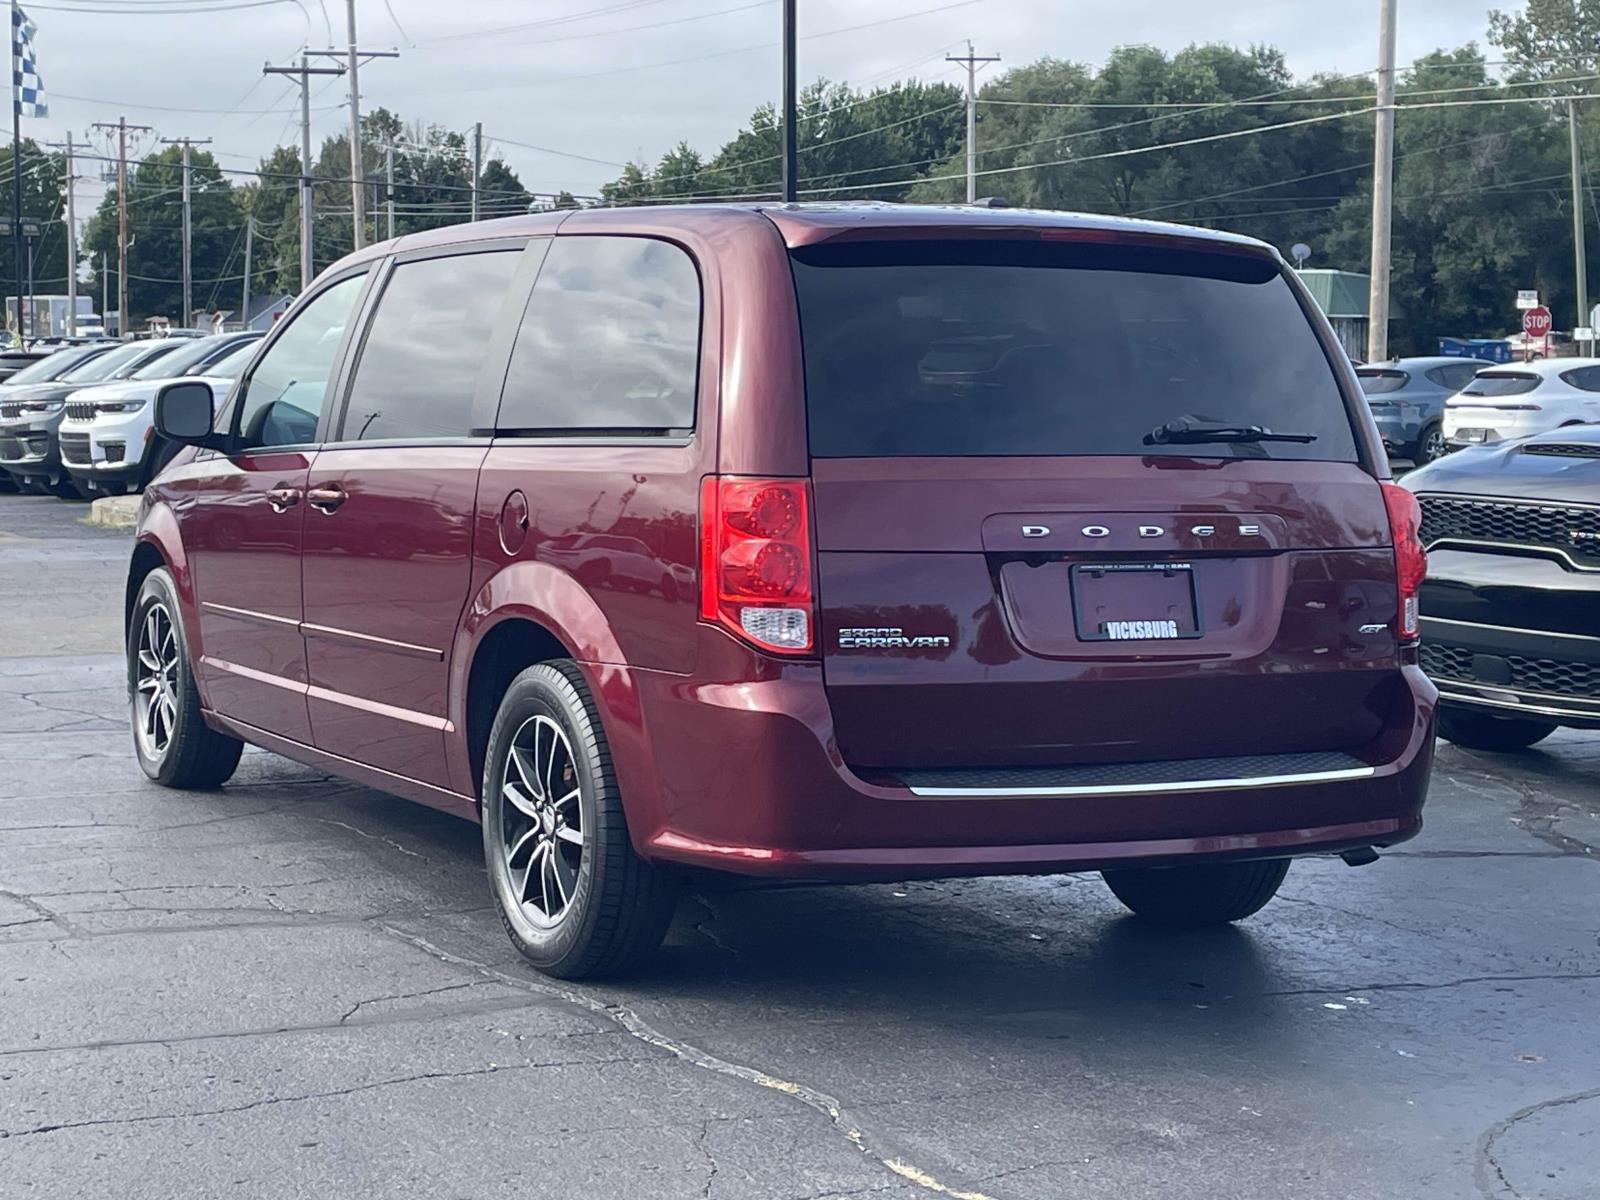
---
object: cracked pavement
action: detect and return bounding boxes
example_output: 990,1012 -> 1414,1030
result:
3,493 -> 1598,1199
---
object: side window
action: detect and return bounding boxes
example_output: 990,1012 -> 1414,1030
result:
498,235 -> 700,433
1423,367 -> 1453,389
1445,363 -> 1480,390
235,275 -> 366,450
340,249 -> 523,441
1560,365 -> 1600,392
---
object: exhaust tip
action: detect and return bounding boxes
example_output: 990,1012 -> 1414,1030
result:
1339,846 -> 1380,867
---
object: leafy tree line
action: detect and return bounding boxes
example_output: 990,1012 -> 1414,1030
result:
601,5 -> 1600,354
81,107 -> 541,325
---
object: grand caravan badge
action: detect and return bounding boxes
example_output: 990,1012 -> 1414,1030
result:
838,627 -> 953,650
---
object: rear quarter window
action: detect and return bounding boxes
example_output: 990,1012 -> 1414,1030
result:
496,235 -> 700,434
791,240 -> 1359,460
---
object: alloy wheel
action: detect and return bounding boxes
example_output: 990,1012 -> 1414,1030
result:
500,715 -> 585,929
133,603 -> 180,760
1420,427 -> 1446,463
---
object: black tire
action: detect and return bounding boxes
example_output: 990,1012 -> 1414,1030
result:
1438,708 -> 1557,752
1102,858 -> 1290,925
128,568 -> 243,788
482,661 -> 676,979
1413,422 -> 1446,464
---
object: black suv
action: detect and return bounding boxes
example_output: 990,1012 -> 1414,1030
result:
1403,424 -> 1600,749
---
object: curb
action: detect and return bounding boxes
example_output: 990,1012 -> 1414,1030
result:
85,494 -> 141,529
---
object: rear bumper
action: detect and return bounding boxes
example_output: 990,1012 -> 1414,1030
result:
614,658 -> 1436,880
1370,408 -> 1422,451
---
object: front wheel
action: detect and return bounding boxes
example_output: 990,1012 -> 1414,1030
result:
1438,708 -> 1556,752
482,661 -> 677,979
1102,858 -> 1290,925
129,568 -> 243,788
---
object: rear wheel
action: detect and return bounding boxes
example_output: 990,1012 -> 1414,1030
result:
1438,708 -> 1557,752
1102,858 -> 1290,925
1414,422 -> 1446,464
129,568 -> 244,788
482,661 -> 677,979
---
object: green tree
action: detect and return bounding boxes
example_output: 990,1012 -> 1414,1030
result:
84,145 -> 238,326
0,139 -> 71,326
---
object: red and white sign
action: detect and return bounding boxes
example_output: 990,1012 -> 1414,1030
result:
1522,306 -> 1553,338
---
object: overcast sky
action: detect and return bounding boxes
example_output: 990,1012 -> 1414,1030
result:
29,0 -> 1510,212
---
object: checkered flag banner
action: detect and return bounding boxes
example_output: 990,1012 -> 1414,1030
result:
12,5 -> 46,119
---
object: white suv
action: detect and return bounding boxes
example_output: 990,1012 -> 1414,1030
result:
59,333 -> 261,494
1443,358 -> 1600,448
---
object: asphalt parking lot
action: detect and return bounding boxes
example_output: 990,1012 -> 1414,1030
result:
2,493 -> 1597,1200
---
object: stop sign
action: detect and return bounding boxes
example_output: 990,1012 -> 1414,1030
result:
1523,305 -> 1553,338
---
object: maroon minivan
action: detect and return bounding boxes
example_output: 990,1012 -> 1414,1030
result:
127,204 -> 1435,978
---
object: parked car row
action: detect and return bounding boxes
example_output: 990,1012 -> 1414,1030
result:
0,332 -> 262,497
1357,355 -> 1600,463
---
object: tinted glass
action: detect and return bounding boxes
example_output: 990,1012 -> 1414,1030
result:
341,250 -> 522,441
236,275 -> 365,449
205,341 -> 260,380
1442,362 -> 1481,389
1462,373 -> 1539,397
61,341 -> 157,383
5,345 -> 105,384
1559,365 -> 1600,392
499,236 -> 699,432
1358,369 -> 1408,395
131,335 -> 243,380
109,342 -> 183,379
793,241 -> 1358,460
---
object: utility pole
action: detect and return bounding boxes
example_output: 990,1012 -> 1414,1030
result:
306,8 -> 400,251
1366,0 -> 1398,363
241,214 -> 253,330
947,42 -> 1001,203
1570,99 -> 1591,353
470,121 -> 482,223
781,0 -> 796,201
10,0 -> 22,344
384,140 -> 395,239
51,133 -> 79,336
264,54 -> 345,291
93,118 -> 154,339
161,136 -> 212,329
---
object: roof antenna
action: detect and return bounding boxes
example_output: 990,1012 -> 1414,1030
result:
970,195 -> 1013,208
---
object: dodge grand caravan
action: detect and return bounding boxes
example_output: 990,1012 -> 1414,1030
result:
126,204 -> 1436,978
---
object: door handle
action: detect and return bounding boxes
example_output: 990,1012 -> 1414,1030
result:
306,483 -> 347,514
265,486 -> 301,513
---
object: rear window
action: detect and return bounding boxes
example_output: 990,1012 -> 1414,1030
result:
1358,369 -> 1409,395
791,240 -> 1358,460
1462,372 -> 1540,397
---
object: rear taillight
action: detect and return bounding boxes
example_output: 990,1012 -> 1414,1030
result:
1381,482 -> 1426,642
699,476 -> 815,654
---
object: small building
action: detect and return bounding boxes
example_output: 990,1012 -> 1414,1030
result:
1294,269 -> 1402,362
213,293 -> 295,333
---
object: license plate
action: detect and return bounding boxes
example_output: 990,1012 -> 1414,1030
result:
1456,427 -> 1489,443
1070,562 -> 1201,642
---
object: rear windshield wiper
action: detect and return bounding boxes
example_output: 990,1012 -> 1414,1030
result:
1143,418 -> 1318,446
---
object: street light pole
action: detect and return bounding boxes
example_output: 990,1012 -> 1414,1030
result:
1569,98 -> 1590,352
1366,0 -> 1398,363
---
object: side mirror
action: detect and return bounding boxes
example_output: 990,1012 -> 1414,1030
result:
154,380 -> 217,443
